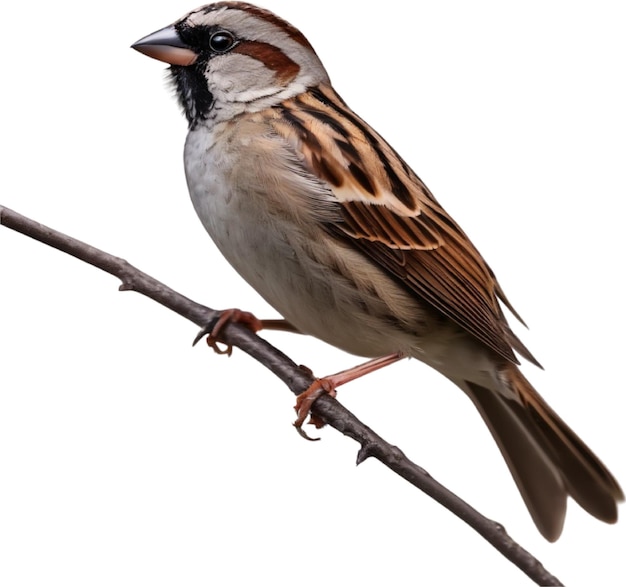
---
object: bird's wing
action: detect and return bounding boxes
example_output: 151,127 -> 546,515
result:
271,83 -> 539,366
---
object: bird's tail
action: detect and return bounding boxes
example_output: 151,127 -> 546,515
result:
462,365 -> 623,541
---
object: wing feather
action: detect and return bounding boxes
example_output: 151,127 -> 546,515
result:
270,83 -> 539,367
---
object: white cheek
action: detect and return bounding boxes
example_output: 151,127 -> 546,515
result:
208,54 -> 279,102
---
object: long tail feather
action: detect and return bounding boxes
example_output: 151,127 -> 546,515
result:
463,367 -> 623,541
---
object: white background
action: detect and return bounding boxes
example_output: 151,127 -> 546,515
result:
1,1 -> 624,585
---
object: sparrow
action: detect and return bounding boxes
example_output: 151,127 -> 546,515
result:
132,1 -> 623,541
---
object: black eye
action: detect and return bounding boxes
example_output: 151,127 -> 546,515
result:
209,31 -> 235,53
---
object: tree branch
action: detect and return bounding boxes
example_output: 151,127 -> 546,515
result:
1,205 -> 562,586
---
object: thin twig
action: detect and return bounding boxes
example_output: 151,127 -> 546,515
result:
1,205 -> 563,586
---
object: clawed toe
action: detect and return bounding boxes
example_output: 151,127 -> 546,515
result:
193,309 -> 263,356
292,353 -> 404,440
293,378 -> 337,440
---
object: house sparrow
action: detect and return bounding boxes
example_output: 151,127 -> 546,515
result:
132,1 -> 622,541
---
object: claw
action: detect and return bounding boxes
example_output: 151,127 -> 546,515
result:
192,320 -> 234,356
294,424 -> 321,442
292,353 -> 405,440
193,309 -> 263,356
293,378 -> 337,439
192,324 -> 211,347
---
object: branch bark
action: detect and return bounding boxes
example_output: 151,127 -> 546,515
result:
1,205 -> 562,586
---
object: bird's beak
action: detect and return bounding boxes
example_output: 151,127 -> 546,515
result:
131,25 -> 198,66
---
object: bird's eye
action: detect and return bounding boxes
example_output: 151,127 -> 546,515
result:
209,31 -> 235,53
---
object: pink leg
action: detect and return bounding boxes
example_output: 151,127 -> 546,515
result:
194,309 -> 299,356
294,352 -> 405,439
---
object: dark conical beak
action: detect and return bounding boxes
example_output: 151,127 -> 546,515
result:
131,25 -> 198,66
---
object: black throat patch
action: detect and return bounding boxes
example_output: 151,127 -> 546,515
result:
169,64 -> 214,128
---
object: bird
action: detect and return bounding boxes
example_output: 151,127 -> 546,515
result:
132,1 -> 623,541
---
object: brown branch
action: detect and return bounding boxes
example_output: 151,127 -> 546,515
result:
1,204 -> 562,586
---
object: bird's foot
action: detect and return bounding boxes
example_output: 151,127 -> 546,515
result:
293,352 -> 405,440
193,309 -> 263,356
294,376 -> 338,441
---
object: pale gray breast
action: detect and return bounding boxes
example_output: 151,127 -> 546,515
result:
183,116 -> 429,357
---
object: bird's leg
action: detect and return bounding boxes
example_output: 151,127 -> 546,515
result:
193,309 -> 299,356
294,352 -> 405,439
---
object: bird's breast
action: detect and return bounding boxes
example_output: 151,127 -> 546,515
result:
182,122 -> 432,358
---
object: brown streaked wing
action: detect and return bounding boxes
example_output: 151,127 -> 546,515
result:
273,83 -> 538,366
